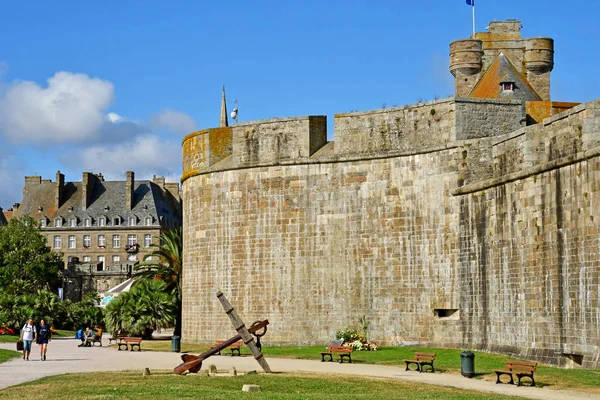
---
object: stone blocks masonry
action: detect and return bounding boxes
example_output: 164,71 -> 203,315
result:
181,24 -> 600,369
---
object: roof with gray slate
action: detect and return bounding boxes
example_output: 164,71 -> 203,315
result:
17,179 -> 181,229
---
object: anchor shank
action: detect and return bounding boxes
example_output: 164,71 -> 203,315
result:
217,291 -> 272,373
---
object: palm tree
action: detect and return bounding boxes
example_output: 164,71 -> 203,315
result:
133,228 -> 183,336
105,280 -> 175,338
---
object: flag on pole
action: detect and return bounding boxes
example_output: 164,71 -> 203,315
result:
466,0 -> 475,36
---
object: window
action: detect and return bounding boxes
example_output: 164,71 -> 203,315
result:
129,217 -> 136,226
69,218 -> 77,227
39,219 -> 46,227
53,236 -> 62,249
98,255 -> 105,270
99,217 -> 106,227
113,217 -> 120,226
144,234 -> 152,248
84,218 -> 91,227
112,255 -> 120,263
501,82 -> 515,92
83,235 -> 91,248
83,256 -> 91,262
98,235 -> 106,247
55,218 -> 62,227
145,217 -> 152,226
128,254 -> 137,261
112,234 -> 120,248
68,235 -> 76,249
127,234 -> 137,246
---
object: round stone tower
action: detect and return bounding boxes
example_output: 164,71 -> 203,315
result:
524,37 -> 554,100
449,39 -> 483,97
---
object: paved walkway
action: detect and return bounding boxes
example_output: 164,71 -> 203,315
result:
0,338 -> 598,400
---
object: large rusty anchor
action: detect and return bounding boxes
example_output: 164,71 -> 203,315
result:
174,291 -> 272,374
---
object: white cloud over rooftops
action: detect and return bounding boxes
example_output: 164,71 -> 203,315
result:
0,71 -> 114,144
60,134 -> 180,181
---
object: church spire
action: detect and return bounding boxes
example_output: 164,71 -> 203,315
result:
220,86 -> 229,127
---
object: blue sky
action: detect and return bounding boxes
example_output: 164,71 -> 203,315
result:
0,0 -> 598,208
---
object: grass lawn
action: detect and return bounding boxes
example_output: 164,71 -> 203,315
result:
0,349 -> 21,363
0,329 -> 75,343
134,341 -> 600,393
0,371 -> 521,400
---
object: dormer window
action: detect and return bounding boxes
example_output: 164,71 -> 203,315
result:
114,217 -> 121,226
145,216 -> 153,226
69,218 -> 77,227
501,82 -> 515,92
99,217 -> 106,227
39,219 -> 47,228
129,216 -> 137,226
84,218 -> 91,227
55,218 -> 62,227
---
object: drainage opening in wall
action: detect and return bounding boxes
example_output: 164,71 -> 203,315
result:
434,309 -> 460,320
562,353 -> 584,368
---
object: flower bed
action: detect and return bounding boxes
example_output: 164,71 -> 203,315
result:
336,329 -> 379,351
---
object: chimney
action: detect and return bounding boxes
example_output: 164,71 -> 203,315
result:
165,182 -> 180,201
152,175 -> 166,189
81,172 -> 99,210
24,176 -> 42,185
126,171 -> 135,210
55,171 -> 65,210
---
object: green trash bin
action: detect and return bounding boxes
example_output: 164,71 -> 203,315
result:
171,335 -> 181,353
460,351 -> 475,378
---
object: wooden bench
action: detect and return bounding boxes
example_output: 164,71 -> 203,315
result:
320,345 -> 353,363
108,333 -> 126,345
117,337 -> 143,351
494,360 -> 537,387
404,352 -> 436,373
214,340 -> 242,356
89,332 -> 103,347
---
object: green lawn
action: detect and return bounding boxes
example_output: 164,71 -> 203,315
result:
0,371 -> 521,400
0,348 -> 21,363
134,341 -> 600,392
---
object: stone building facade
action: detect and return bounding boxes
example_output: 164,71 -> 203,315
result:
13,171 -> 182,300
180,20 -> 599,369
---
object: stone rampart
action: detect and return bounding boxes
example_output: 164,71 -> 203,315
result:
181,98 -> 600,369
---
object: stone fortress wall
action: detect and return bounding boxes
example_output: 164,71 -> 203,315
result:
181,21 -> 600,369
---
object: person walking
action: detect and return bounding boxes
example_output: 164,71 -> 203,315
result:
37,319 -> 51,361
20,319 -> 37,361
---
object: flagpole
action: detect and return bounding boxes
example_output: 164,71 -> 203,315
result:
472,2 -> 475,37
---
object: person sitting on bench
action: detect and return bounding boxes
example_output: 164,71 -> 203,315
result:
81,327 -> 95,347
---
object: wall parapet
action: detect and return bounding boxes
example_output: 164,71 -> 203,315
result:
182,98 -> 526,183
454,99 -> 600,195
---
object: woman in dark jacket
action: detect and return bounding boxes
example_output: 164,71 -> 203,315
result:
37,319 -> 51,361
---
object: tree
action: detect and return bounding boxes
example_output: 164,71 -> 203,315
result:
133,228 -> 182,336
105,280 -> 176,338
0,216 -> 63,290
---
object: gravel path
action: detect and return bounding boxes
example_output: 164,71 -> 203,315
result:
0,338 -> 598,400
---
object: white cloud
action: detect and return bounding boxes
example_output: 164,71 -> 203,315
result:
0,71 -> 114,144
150,109 -> 198,134
107,112 -> 123,123
61,134 -> 180,180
